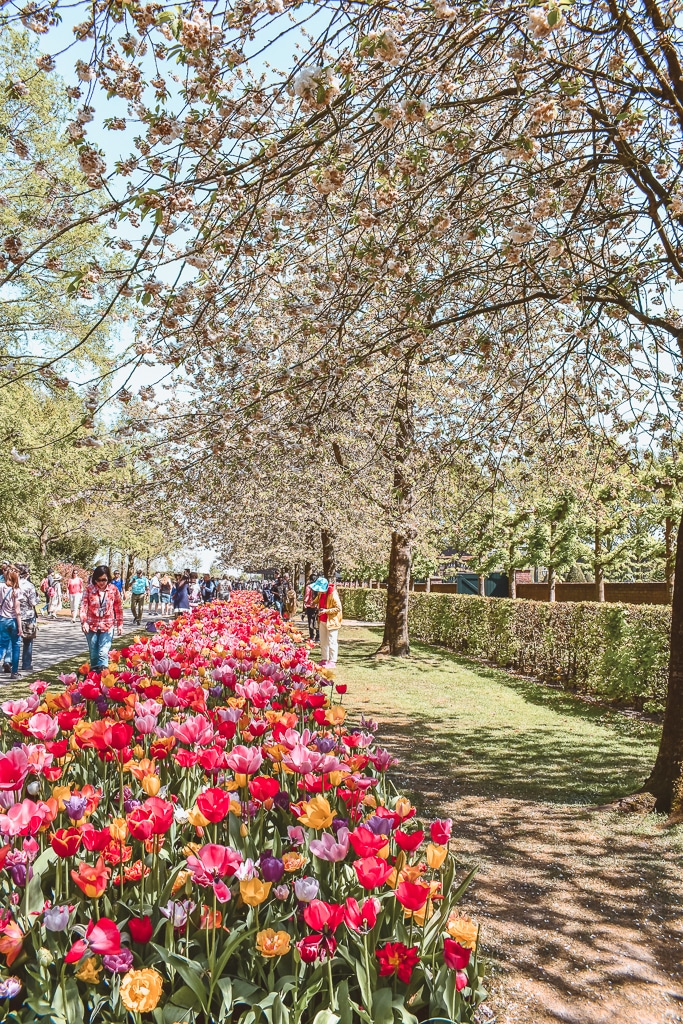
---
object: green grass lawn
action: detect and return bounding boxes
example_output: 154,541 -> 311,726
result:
338,626 -> 660,808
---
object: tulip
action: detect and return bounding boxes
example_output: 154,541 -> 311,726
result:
296,933 -> 336,963
128,916 -> 153,943
430,818 -> 452,845
70,856 -> 110,898
65,917 -> 121,963
0,749 -> 28,791
50,827 -> 82,858
103,948 -> 134,973
297,795 -> 334,830
426,843 -> 447,870
395,829 -> 424,853
443,938 -> 471,971
43,905 -> 71,932
239,877 -> 271,906
303,900 -> 345,932
349,826 -> 389,858
293,876 -> 319,902
376,941 -> 419,984
260,854 -> 285,883
344,896 -> 381,933
26,713 -> 59,742
256,929 -> 291,957
354,855 -> 393,889
309,827 -> 349,863
248,776 -> 280,802
196,787 -> 231,823
225,744 -> 263,776
395,880 -> 431,912
0,922 -> 23,967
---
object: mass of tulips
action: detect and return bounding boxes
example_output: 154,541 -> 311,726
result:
0,593 -> 485,1023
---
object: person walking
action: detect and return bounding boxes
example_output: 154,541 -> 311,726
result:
172,573 -> 190,615
39,569 -> 53,616
303,574 -> 319,640
68,570 -> 84,623
159,573 -> 172,616
200,573 -> 216,603
112,569 -> 126,601
217,576 -> 232,601
149,573 -> 161,615
47,572 -> 62,619
0,569 -> 22,679
129,570 -> 148,625
80,565 -> 123,671
17,565 -> 38,673
311,576 -> 343,668
284,581 -> 297,621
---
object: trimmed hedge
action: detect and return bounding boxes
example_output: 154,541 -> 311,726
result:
340,588 -> 671,711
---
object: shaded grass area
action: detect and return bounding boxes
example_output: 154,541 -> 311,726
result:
339,626 -> 659,807
337,627 -> 683,1024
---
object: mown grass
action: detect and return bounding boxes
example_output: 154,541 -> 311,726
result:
337,626 -> 661,807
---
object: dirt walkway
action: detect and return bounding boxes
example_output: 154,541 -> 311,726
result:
338,627 -> 683,1024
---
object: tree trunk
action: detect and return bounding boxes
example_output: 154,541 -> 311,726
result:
125,553 -> 135,589
548,566 -> 556,602
321,530 -> 336,581
145,555 -> 151,577
642,513 -> 683,813
378,528 -> 414,656
478,574 -> 486,597
425,576 -> 431,593
595,526 -> 605,602
666,516 -> 675,603
509,570 -> 516,600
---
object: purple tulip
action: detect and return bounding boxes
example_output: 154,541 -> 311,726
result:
43,905 -> 71,932
160,899 -> 195,928
260,855 -> 285,883
0,977 -> 21,999
9,864 -> 28,887
366,815 -> 393,836
315,736 -> 335,754
309,827 -> 349,863
63,795 -> 88,821
273,791 -> 290,812
287,825 -> 305,847
103,948 -> 134,973
294,876 -> 319,902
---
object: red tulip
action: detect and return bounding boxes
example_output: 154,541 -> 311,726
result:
128,915 -> 153,943
394,829 -> 424,853
65,917 -> 121,962
353,855 -> 393,889
50,827 -> 82,858
376,941 -> 419,984
81,825 -> 112,852
303,900 -> 345,933
0,749 -> 28,791
443,938 -> 471,971
196,788 -> 231,823
344,896 -> 381,932
296,933 -> 336,963
127,796 -> 173,840
348,826 -> 389,858
248,776 -> 279,802
107,722 -> 134,751
395,880 -> 431,911
430,819 -> 452,845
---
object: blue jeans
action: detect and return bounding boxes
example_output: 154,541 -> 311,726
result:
0,619 -> 20,674
86,629 -> 113,670
22,638 -> 33,670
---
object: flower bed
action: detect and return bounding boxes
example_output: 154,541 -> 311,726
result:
0,594 -> 485,1023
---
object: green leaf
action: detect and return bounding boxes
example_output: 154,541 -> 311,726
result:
337,981 -> 352,1024
371,987 -> 394,1024
312,1011 -> 340,1024
150,943 -> 208,1012
51,977 -> 84,1024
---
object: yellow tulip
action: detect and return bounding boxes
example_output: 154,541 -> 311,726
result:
325,706 -> 346,726
395,797 -> 414,819
51,786 -> 71,811
187,806 -> 210,828
426,843 -> 447,870
298,795 -> 334,830
141,775 -> 161,796
240,878 -> 272,906
109,817 -> 127,843
446,912 -> 479,950
120,968 -> 163,1013
76,958 -> 102,984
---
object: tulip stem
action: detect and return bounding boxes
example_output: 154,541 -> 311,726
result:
326,958 -> 335,1011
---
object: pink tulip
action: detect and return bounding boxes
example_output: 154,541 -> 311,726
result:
173,716 -> 215,746
225,745 -> 263,776
26,713 -> 59,742
0,749 -> 29,791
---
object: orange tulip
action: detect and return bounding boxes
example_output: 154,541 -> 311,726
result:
71,856 -> 110,898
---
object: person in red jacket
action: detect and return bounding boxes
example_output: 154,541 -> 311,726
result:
80,565 -> 123,670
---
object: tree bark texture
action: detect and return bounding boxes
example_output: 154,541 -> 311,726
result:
643,513 -> 683,813
379,529 -> 414,656
548,566 -> 556,603
378,358 -> 415,657
595,526 -> 605,602
666,516 -> 675,603
321,529 -> 336,581
478,574 -> 486,597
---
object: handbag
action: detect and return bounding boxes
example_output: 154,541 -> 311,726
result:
22,617 -> 37,640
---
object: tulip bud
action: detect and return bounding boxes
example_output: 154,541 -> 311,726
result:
26,781 -> 41,796
426,843 -> 448,870
37,947 -> 54,967
132,745 -> 145,759
187,806 -> 210,828
240,823 -> 248,837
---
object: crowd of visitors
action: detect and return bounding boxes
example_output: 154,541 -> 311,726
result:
0,559 -> 343,679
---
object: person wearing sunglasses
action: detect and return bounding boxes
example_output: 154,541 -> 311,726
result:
80,565 -> 123,671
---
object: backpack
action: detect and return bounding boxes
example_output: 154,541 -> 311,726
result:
40,578 -> 49,594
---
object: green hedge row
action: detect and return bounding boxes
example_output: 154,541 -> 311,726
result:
340,588 -> 671,711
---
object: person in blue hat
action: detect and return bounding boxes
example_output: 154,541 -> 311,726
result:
311,576 -> 343,668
